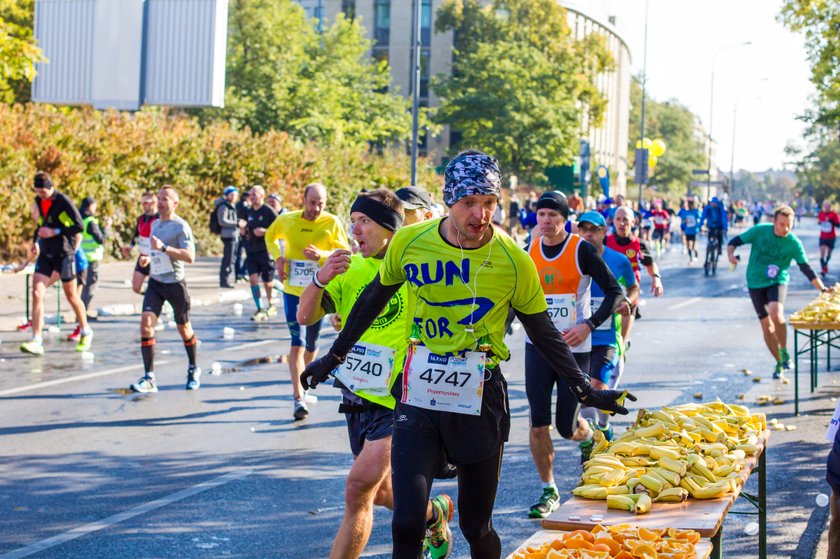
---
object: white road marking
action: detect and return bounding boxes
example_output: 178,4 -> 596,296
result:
0,362 -> 170,397
1,339 -> 280,397
222,339 -> 277,352
668,297 -> 702,311
0,470 -> 252,559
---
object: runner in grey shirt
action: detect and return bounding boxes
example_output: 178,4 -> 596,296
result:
130,186 -> 202,393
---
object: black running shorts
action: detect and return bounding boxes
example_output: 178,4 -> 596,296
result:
344,399 -> 394,457
134,256 -> 151,276
142,278 -> 191,324
390,366 -> 509,466
35,252 -> 76,283
820,238 -> 836,249
525,343 -> 589,437
246,251 -> 275,283
748,284 -> 787,320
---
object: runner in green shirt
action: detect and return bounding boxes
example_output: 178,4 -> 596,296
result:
728,204 -> 830,378
301,151 -> 633,559
296,189 -> 452,559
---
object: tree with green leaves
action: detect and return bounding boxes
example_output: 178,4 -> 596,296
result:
0,0 -> 43,104
779,1 -> 840,125
627,78 -> 707,199
433,0 -> 613,184
200,0 -> 413,147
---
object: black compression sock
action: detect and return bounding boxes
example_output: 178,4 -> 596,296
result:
141,337 -> 155,373
184,335 -> 197,368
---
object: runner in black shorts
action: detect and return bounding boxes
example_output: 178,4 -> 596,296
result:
130,186 -> 201,393
301,151 -> 633,558
729,205 -> 830,379
20,172 -> 93,356
122,192 -> 158,294
243,185 -> 278,321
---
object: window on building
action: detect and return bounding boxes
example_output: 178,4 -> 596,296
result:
341,0 -> 355,19
374,0 -> 390,46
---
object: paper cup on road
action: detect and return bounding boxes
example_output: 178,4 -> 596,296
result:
80,351 -> 95,362
817,493 -> 830,507
155,323 -> 165,331
223,327 -> 235,340
47,326 -> 60,334
167,320 -> 176,329
211,361 -> 222,375
233,303 -> 243,316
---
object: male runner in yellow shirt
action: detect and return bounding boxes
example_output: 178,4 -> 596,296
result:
265,183 -> 350,419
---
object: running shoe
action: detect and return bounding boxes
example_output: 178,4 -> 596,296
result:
20,339 -> 45,355
17,319 -> 32,332
293,399 -> 309,420
528,486 -> 561,519
779,348 -> 792,371
579,437 -> 595,464
130,374 -> 158,393
75,330 -> 93,352
597,424 -> 614,442
304,390 -> 318,404
186,366 -> 201,390
251,310 -> 268,321
822,265 -> 829,276
66,324 -> 81,342
772,363 -> 786,380
265,305 -> 278,318
425,494 -> 454,559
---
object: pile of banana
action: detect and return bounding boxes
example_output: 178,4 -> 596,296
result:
790,284 -> 840,323
573,401 -> 766,513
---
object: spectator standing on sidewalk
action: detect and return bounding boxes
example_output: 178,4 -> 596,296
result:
78,196 -> 110,314
216,186 -> 240,288
234,190 -> 251,282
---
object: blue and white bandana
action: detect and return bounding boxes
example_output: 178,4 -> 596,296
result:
443,152 -> 502,207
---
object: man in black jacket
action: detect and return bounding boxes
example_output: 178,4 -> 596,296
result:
216,186 -> 240,288
21,172 -> 93,355
234,192 -> 251,282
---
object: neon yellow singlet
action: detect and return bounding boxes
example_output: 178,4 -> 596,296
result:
325,253 -> 410,409
379,218 -> 546,367
264,210 -> 350,297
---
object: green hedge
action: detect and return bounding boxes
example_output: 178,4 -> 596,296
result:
0,103 -> 440,260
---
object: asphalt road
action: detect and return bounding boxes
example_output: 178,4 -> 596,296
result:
0,217 -> 837,559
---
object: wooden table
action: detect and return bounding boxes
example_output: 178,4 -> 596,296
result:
506,529 -> 713,559
790,321 -> 840,415
543,433 -> 768,559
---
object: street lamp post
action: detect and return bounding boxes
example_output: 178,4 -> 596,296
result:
707,41 -> 751,201
637,0 -> 649,209
410,0 -> 422,186
729,79 -> 767,202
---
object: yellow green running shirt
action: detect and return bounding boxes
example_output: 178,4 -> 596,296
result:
379,218 -> 547,367
325,253 -> 410,409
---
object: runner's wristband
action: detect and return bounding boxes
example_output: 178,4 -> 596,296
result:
312,271 -> 327,289
161,244 -> 168,253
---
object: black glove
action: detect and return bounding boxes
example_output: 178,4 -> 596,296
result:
300,352 -> 343,390
578,386 -> 637,415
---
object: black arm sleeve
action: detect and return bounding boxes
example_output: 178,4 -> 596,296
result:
88,221 -> 107,244
330,274 -> 403,358
577,241 -> 623,329
728,235 -> 744,248
800,262 -> 818,282
515,309 -> 589,391
638,240 -> 654,267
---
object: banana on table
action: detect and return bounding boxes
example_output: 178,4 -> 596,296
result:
573,401 -> 766,514
791,283 -> 840,323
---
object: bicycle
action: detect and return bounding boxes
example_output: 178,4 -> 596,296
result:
704,228 -> 724,276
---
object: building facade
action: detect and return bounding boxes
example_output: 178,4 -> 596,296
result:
296,0 -> 631,194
